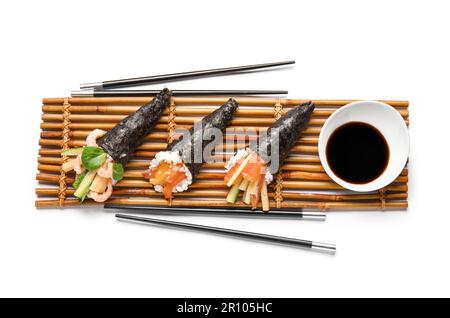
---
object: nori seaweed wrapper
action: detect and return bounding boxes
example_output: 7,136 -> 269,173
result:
255,101 -> 315,174
169,98 -> 239,179
98,88 -> 172,165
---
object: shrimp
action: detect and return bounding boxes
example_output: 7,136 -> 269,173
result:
97,160 -> 113,179
86,129 -> 107,147
88,181 -> 113,203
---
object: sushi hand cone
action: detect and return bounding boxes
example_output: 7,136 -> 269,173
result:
257,101 -> 315,175
145,98 -> 240,201
169,98 -> 239,179
98,88 -> 172,165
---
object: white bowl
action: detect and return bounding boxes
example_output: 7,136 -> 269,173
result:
318,101 -> 409,192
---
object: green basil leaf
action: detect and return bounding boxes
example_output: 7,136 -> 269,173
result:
73,170 -> 88,189
112,163 -> 124,182
81,146 -> 106,170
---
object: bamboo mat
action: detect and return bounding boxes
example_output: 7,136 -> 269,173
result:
35,97 -> 409,211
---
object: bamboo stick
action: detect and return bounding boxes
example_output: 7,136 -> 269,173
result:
40,120 -> 410,132
37,156 -> 333,173
37,149 -> 239,160
37,173 -> 75,184
35,197 -> 408,210
36,172 -> 407,192
38,138 -> 319,154
41,113 -> 331,127
280,171 -> 331,181
38,149 -> 64,156
36,157 -> 408,176
38,157 -> 63,164
281,192 -> 407,201
281,171 -> 328,181
37,164 -> 408,183
42,97 -> 409,107
41,104 -> 409,118
36,156 -> 406,176
39,122 -> 326,135
36,151 -> 330,165
39,130 -> 322,145
36,187 -> 407,201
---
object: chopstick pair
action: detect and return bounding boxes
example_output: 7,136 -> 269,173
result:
115,213 -> 336,253
107,205 -> 334,253
75,60 -> 295,97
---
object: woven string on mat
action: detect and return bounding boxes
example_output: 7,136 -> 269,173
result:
273,99 -> 284,208
58,97 -> 71,207
165,97 -> 177,207
167,97 -> 177,145
379,187 -> 387,210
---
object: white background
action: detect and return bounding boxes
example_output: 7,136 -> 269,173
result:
0,0 -> 449,297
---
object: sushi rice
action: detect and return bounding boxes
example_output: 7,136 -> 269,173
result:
148,151 -> 193,193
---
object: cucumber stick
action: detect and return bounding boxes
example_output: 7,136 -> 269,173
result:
226,183 -> 241,203
62,147 -> 84,156
74,170 -> 97,200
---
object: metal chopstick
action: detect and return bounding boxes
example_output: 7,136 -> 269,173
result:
72,89 -> 288,97
104,204 -> 326,220
115,214 -> 336,253
80,60 -> 295,89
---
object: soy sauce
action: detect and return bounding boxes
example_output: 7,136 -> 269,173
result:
326,122 -> 389,184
